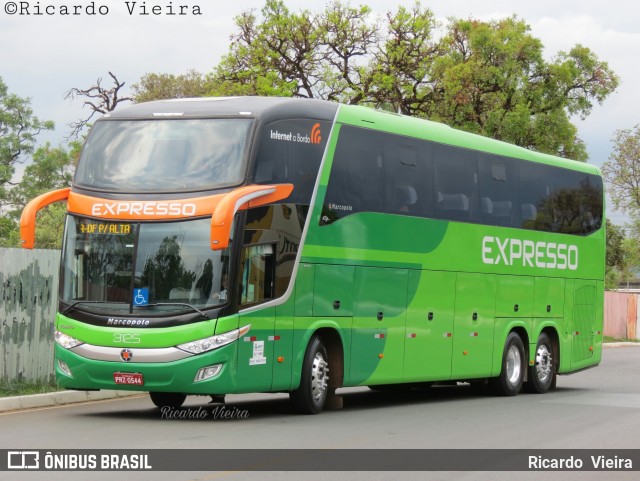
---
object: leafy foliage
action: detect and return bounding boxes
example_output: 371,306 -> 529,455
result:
0,77 -> 54,207
605,220 -> 628,289
1,142 -> 79,249
132,70 -> 211,103
602,125 -> 640,216
204,0 -> 618,160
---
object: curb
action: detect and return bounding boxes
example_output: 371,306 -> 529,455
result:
0,390 -> 144,413
603,342 -> 640,348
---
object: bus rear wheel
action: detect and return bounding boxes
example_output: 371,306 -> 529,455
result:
290,335 -> 330,414
524,333 -> 555,394
149,392 -> 187,409
490,332 -> 525,396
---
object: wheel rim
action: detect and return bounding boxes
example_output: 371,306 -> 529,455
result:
535,344 -> 553,384
310,352 -> 329,403
506,344 -> 522,385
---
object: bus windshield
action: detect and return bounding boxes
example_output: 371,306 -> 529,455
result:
74,119 -> 253,192
61,216 -> 232,315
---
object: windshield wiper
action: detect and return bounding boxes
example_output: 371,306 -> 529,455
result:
147,303 -> 210,319
62,300 -> 123,315
62,300 -> 209,319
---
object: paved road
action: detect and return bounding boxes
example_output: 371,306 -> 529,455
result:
1,345 -> 639,481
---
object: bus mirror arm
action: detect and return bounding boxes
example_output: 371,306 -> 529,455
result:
210,184 -> 294,250
20,187 -> 71,249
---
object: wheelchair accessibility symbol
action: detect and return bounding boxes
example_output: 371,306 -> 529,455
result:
133,288 -> 149,306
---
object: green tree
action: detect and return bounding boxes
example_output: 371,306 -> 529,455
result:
1,142 -> 79,248
207,0 -> 618,160
209,0 -> 379,99
602,125 -> 640,216
601,127 -> 640,287
605,220 -> 628,289
0,77 -> 54,208
131,70 -> 211,103
421,18 -> 616,160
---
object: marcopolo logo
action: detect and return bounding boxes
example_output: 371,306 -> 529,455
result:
107,318 -> 150,327
482,236 -> 578,271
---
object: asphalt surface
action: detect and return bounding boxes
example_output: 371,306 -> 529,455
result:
1,344 -> 639,481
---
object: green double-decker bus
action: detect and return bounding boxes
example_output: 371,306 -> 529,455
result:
22,97 -> 604,414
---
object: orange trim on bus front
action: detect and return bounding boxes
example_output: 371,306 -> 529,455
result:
67,183 -> 294,250
21,184 -> 293,251
66,191 -> 225,219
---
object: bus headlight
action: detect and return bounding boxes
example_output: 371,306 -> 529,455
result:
54,330 -> 84,349
177,325 -> 251,355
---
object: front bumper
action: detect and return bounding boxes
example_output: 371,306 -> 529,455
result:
55,342 -> 238,395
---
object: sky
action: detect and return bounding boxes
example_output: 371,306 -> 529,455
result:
1,0 -> 638,224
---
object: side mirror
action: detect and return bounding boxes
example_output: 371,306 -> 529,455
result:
20,188 -> 71,249
210,184 -> 293,250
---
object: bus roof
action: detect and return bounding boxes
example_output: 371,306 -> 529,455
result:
103,96 -> 339,122
104,96 -> 600,176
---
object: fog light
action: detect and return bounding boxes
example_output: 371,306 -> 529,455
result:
194,364 -> 222,382
58,359 -> 73,377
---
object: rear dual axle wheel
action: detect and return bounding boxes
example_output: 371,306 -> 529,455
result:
491,331 -> 555,396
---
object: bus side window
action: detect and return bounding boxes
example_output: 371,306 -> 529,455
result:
386,138 -> 431,217
478,156 -> 517,228
255,119 -> 329,206
239,244 -> 275,306
434,144 -> 478,222
347,146 -> 384,213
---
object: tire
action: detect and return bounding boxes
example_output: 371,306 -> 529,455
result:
490,332 -> 525,396
524,332 -> 555,394
290,335 -> 330,414
149,392 -> 187,409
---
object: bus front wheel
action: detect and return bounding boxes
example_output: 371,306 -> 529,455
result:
490,332 -> 525,396
290,335 -> 330,414
149,392 -> 187,409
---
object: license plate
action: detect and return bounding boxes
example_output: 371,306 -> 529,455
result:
113,372 -> 144,386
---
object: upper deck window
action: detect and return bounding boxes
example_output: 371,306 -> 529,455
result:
74,119 -> 253,192
253,119 -> 330,206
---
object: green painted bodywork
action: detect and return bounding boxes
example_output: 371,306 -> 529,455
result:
55,103 -> 605,396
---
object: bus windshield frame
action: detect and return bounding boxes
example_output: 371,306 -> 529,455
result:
60,215 -> 233,316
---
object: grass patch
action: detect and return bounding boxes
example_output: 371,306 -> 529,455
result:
604,336 -> 640,343
0,379 -> 60,397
